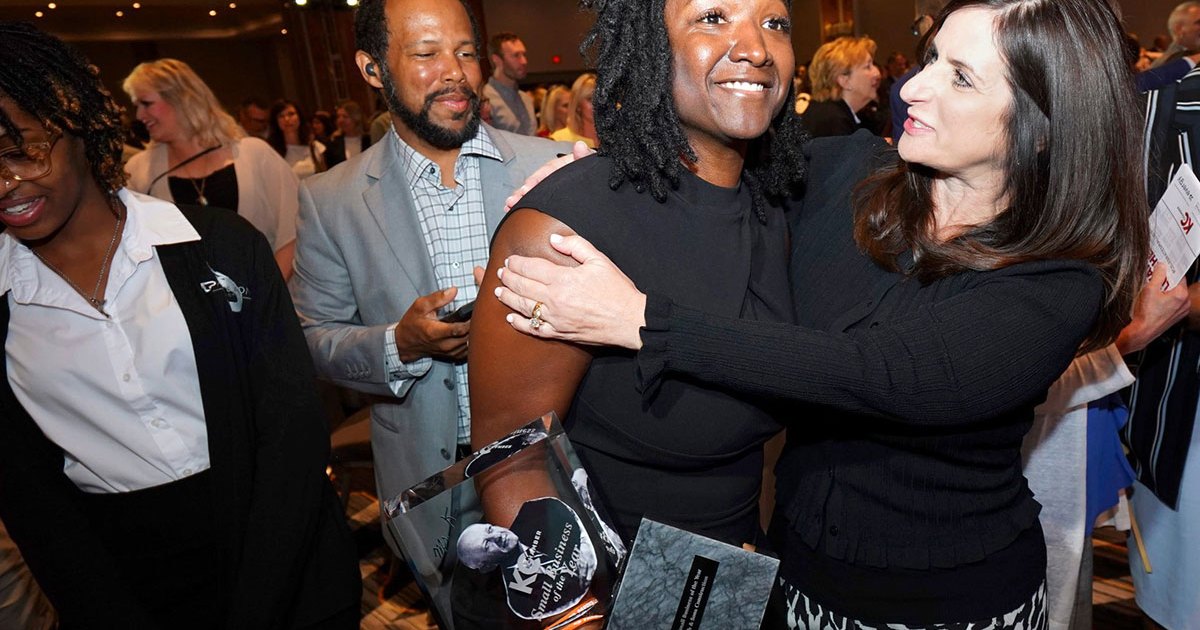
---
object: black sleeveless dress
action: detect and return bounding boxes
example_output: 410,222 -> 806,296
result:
508,155 -> 794,545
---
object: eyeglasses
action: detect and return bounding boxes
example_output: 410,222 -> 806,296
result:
0,130 -> 62,184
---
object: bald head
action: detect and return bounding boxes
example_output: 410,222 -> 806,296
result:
1169,1 -> 1200,50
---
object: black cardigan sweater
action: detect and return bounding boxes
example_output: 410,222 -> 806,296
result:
0,205 -> 360,628
635,132 -> 1104,622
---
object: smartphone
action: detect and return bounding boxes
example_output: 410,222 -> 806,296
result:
440,300 -> 475,323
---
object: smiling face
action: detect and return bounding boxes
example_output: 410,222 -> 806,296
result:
665,0 -> 793,160
480,524 -> 519,555
457,523 -> 520,570
898,7 -> 1012,187
277,105 -> 301,134
132,89 -> 182,143
0,98 -> 91,241
371,0 -> 483,152
837,54 -> 881,110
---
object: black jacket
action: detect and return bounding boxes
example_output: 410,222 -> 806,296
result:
323,134 -> 373,169
0,205 -> 360,629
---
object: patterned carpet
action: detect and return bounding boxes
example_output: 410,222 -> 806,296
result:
346,492 -> 438,630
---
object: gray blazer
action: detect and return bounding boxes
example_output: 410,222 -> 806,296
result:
483,79 -> 537,136
290,125 -> 568,508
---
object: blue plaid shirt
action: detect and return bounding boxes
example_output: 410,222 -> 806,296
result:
384,125 -> 502,445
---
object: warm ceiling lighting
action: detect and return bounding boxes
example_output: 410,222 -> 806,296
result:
35,10 -> 44,16
208,9 -> 216,15
228,2 -> 236,7
280,28 -> 288,34
345,0 -> 359,6
47,2 -> 56,8
115,9 -> 123,15
294,0 -> 307,6
132,2 -> 141,7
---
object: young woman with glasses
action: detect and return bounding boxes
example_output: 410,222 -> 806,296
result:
0,22 -> 360,630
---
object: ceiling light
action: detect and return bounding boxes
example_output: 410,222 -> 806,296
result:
47,2 -> 56,9
295,0 -> 307,6
208,9 -> 216,15
280,28 -> 288,34
228,2 -> 236,7
35,10 -> 43,16
132,2 -> 141,7
115,9 -> 123,15
345,0 -> 359,6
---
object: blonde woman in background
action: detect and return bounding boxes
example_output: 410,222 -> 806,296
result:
550,73 -> 598,148
536,84 -> 571,138
122,58 -> 299,279
801,36 -> 884,137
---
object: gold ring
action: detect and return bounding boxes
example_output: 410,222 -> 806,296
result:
529,302 -> 545,330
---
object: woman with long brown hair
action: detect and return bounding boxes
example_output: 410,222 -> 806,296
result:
491,0 -> 1146,626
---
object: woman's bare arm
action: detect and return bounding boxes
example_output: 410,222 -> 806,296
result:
469,208 -> 593,526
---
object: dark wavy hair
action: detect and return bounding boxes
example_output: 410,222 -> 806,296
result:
579,0 -> 807,220
0,21 -> 127,201
267,99 -> 311,157
852,0 -> 1147,353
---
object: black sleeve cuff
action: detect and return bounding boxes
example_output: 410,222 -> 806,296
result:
634,293 -> 674,400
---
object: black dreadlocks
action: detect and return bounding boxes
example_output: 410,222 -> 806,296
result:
579,0 -> 808,221
0,21 -> 128,200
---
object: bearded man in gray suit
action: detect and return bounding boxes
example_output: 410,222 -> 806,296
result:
289,0 -> 567,597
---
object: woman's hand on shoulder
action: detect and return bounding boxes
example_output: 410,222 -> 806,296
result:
504,141 -> 595,212
494,233 -> 646,350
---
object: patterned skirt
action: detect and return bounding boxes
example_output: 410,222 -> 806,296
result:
777,578 -> 1048,630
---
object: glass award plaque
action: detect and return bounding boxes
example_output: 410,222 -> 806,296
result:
383,413 -> 625,630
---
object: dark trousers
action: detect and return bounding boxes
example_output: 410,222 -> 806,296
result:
65,471 -> 221,630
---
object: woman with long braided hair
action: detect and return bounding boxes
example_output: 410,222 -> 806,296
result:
469,0 -> 806,550
0,22 -> 359,629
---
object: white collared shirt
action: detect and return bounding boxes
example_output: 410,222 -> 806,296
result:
1,189 -> 210,493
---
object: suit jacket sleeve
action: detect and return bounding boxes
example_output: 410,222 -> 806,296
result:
289,181 -> 404,397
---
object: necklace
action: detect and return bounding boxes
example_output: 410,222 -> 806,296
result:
32,211 -> 125,317
190,173 -> 208,206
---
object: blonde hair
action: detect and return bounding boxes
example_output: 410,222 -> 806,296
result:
566,73 -> 596,136
538,85 -> 571,134
809,36 -> 877,102
122,58 -> 243,147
